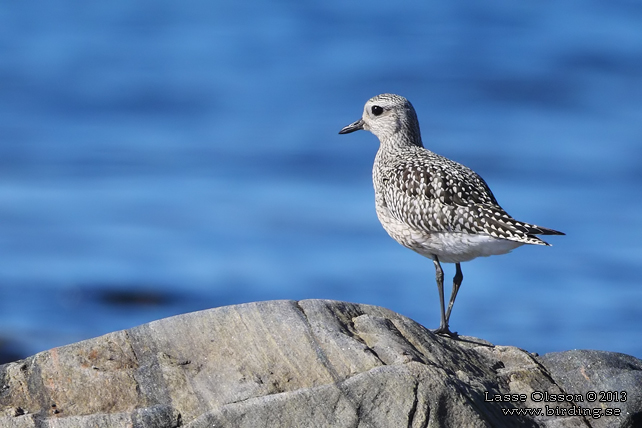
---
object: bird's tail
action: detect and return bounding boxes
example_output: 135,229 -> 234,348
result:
521,224 -> 565,246
527,225 -> 565,236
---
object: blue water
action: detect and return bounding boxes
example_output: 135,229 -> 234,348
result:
1,0 -> 642,362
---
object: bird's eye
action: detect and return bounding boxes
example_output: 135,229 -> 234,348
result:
371,105 -> 384,116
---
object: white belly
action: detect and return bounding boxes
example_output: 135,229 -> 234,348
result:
410,231 -> 523,263
376,205 -> 524,263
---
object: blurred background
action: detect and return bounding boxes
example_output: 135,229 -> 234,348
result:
1,0 -> 641,364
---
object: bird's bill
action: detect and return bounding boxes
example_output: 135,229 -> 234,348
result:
338,118 -> 365,134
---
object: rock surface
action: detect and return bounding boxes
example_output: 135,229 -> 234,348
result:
539,350 -> 642,428
0,299 -> 640,427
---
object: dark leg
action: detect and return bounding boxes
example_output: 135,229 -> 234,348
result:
445,263 -> 463,324
432,257 -> 456,336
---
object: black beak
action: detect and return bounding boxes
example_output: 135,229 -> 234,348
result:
339,118 -> 365,134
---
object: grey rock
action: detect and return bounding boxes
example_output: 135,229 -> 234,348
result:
0,299 -> 639,427
538,350 -> 642,428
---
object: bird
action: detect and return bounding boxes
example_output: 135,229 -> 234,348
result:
339,93 -> 564,336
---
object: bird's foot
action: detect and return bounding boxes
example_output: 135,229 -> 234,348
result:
433,326 -> 458,338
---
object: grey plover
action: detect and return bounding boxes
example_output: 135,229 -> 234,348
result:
339,93 -> 564,336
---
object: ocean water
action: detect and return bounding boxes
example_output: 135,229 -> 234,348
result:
1,0 -> 642,363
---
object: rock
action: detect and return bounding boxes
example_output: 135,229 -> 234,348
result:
0,299 -> 639,427
538,350 -> 642,428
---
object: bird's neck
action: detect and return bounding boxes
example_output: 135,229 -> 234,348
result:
380,129 -> 424,152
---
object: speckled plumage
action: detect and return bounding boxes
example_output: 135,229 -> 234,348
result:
340,93 -> 564,335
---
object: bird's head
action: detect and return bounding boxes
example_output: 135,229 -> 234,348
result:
339,93 -> 422,146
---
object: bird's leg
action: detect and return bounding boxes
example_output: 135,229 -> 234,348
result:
433,257 -> 446,329
445,263 -> 463,324
432,257 -> 456,336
